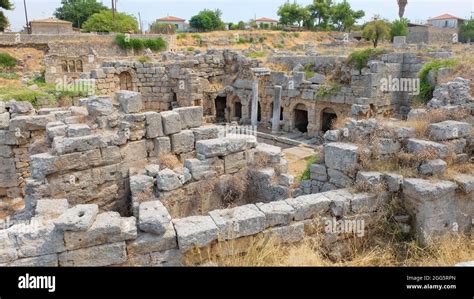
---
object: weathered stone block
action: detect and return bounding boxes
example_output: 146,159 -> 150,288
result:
310,164 -> 327,181
54,204 -> 99,232
86,96 -> 114,117
406,139 -> 449,158
173,216 -> 219,250
117,90 -> 143,113
175,106 -> 203,128
324,143 -> 359,174
184,157 -> 224,180
192,125 -> 220,141
53,135 -> 107,155
384,173 -> 403,193
171,130 -> 194,154
35,199 -> 69,219
263,222 -> 305,244
328,168 -> 353,188
453,174 -> 474,194
0,112 -> 9,129
160,111 -> 181,135
154,136 -> 171,155
285,193 -> 331,221
127,224 -> 177,255
59,242 -> 127,266
256,201 -> 295,228
67,124 -> 91,137
427,121 -> 470,141
209,204 -> 266,240
64,212 -> 136,250
156,168 -> 182,191
0,230 -> 17,263
419,159 -> 447,176
224,151 -> 246,174
144,112 -> 163,138
149,249 -> 182,266
139,201 -> 172,235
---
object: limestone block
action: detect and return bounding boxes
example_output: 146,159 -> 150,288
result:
9,101 -> 33,114
278,174 -> 294,187
0,112 -> 9,129
419,159 -> 447,176
191,125 -> 220,141
59,242 -> 127,266
324,143 -> 359,174
174,106 -> 203,128
160,111 -> 181,135
406,139 -> 449,158
9,221 -> 65,258
356,171 -> 384,187
256,201 -> 295,228
7,254 -> 58,267
254,143 -> 281,164
453,174 -> 474,194
173,216 -> 219,250
64,212 -> 136,250
0,230 -> 17,263
285,193 -> 331,221
126,224 -> 177,255
328,169 -> 354,188
117,90 -> 143,113
67,124 -> 91,137
209,204 -> 266,240
156,168 -> 182,191
310,164 -> 328,182
350,193 -> 381,213
427,121 -> 470,141
0,157 -> 17,187
139,201 -> 172,235
384,173 -> 403,193
144,112 -> 163,138
154,136 -> 171,155
86,96 -> 114,117
130,174 -> 154,198
35,199 -> 69,219
263,222 -> 305,244
54,204 -> 99,232
9,115 -> 54,131
184,157 -> 224,180
171,130 -> 194,154
149,249 -> 182,266
53,135 -> 107,155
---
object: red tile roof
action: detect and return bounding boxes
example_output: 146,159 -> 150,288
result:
156,16 -> 186,22
428,14 -> 465,21
255,17 -> 278,23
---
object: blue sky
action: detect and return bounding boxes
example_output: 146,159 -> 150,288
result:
4,0 -> 474,31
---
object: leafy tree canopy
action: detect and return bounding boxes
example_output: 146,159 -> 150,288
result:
189,9 -> 225,32
460,19 -> 474,42
362,19 -> 391,48
54,0 -> 108,29
82,10 -> 139,33
277,2 -> 309,27
0,0 -> 13,31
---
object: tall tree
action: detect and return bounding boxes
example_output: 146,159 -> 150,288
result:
54,0 -> 108,29
330,0 -> 365,32
189,9 -> 225,32
277,2 -> 309,28
0,0 -> 13,31
82,10 -> 138,33
363,19 -> 391,48
397,0 -> 408,19
308,0 -> 333,28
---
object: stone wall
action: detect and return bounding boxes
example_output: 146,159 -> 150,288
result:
407,26 -> 458,44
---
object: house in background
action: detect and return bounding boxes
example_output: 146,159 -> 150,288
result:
30,18 -> 74,35
255,17 -> 279,28
428,14 -> 465,29
155,16 -> 189,31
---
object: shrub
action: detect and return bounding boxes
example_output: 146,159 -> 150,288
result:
348,48 -> 387,74
303,63 -> 315,79
0,72 -> 19,80
417,59 -> 458,103
245,51 -> 265,58
0,52 -> 17,69
186,47 -> 195,52
149,22 -> 176,34
137,56 -> 151,63
0,86 -> 53,107
177,33 -> 187,40
390,18 -> 409,41
115,34 -> 166,52
316,83 -> 342,97
297,156 -> 317,181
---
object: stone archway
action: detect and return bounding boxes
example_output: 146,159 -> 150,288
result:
294,103 -> 309,133
118,71 -> 133,91
321,107 -> 338,132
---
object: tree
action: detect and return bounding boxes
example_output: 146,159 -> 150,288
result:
330,0 -> 365,32
397,0 -> 408,19
82,10 -> 139,33
460,19 -> 474,43
363,19 -> 391,48
237,21 -> 246,30
307,0 -> 333,28
390,18 -> 408,41
54,0 -> 108,29
189,9 -> 225,32
149,22 -> 176,34
277,2 -> 309,28
0,0 -> 13,31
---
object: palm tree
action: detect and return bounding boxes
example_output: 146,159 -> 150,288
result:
0,0 -> 14,31
397,0 -> 408,19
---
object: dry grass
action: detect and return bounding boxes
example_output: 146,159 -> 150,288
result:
158,154 -> 181,169
218,171 -> 249,205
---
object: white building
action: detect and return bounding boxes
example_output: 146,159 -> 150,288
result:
155,16 -> 188,31
255,17 -> 279,28
428,14 -> 465,29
